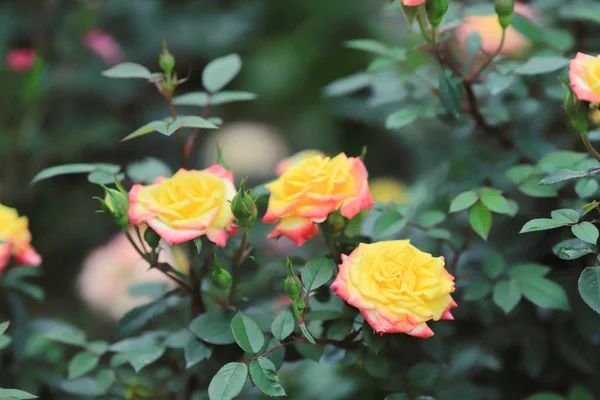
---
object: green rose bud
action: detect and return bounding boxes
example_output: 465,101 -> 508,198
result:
327,210 -> 345,237
143,227 -> 161,250
426,0 -> 449,28
159,39 -> 175,76
561,80 -> 589,135
495,0 -> 514,28
230,179 -> 257,231
283,259 -> 302,300
102,186 -> 129,228
210,255 -> 232,289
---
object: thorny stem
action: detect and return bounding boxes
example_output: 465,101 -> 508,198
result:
228,230 -> 248,305
244,330 -> 361,364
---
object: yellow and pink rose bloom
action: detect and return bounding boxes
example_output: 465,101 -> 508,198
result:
331,240 -> 456,338
128,165 -> 238,247
263,152 -> 374,246
0,203 -> 41,275
570,52 -> 600,104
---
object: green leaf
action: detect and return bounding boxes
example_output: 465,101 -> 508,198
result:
362,324 -> 387,354
551,209 -> 579,224
68,351 -> 100,379
426,228 -> 451,240
540,169 -> 589,185
31,163 -> 120,184
95,369 -> 116,394
344,39 -> 388,55
407,362 -> 441,386
438,67 -> 461,118
520,277 -> 570,311
373,213 -> 407,238
302,258 -> 334,292
184,337 -> 213,369
0,321 -> 9,335
509,264 -> 550,280
363,351 -> 389,378
520,218 -> 567,233
578,267 -> 600,314
203,54 -> 242,93
483,251 -> 505,279
419,211 -> 446,227
538,151 -> 588,171
507,164 -> 537,183
514,57 -> 569,75
0,334 -> 12,350
568,385 -> 595,400
175,115 -> 219,129
575,177 -> 599,198
553,238 -> 595,260
449,191 -> 479,213
511,14 -> 545,42
481,188 -> 510,214
469,202 -> 492,240
127,157 -> 173,183
190,311 -> 236,345
164,329 -> 194,349
125,345 -> 165,373
117,297 -> 169,338
231,312 -> 265,354
386,108 -> 419,129
493,280 -> 522,314
0,389 -> 38,399
41,321 -> 87,347
101,62 -> 152,79
208,362 -> 248,400
465,32 -> 482,56
485,72 -> 515,96
121,120 -> 168,141
506,199 -> 519,217
518,177 -> 558,197
249,358 -> 287,397
525,393 -> 566,400
174,91 -> 257,106
86,340 -> 109,356
58,378 -> 101,396
271,310 -> 294,342
298,322 -> 316,344
463,279 -> 492,301
572,222 -> 599,244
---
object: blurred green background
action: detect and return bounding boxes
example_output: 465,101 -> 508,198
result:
1,0 -> 413,329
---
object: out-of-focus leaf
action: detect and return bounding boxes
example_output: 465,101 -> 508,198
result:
578,267 -> 600,315
101,62 -> 152,79
203,54 -> 242,93
31,163 -> 120,183
514,57 -> 569,75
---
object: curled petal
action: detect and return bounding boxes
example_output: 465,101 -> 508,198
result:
206,228 -> 230,247
340,158 -> 375,219
0,244 -> 10,275
147,218 -> 205,245
14,245 -> 42,267
267,216 -> 318,246
570,53 -> 600,103
202,164 -> 235,185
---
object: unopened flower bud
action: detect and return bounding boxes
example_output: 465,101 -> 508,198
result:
562,80 -> 589,134
495,0 -> 514,28
230,179 -> 257,231
102,186 -> 129,228
327,210 -> 345,237
283,259 -> 302,300
143,227 -> 161,250
211,257 -> 232,289
159,39 -> 175,75
426,0 -> 449,28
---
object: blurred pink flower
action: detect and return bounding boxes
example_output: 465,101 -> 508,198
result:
83,28 -> 124,65
6,48 -> 36,72
77,231 -> 187,320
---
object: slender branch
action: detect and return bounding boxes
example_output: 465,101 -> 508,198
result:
244,329 -> 361,363
470,27 -> 507,80
166,96 -> 188,169
228,230 -> 248,305
448,234 -> 470,272
184,94 -> 213,160
581,133 -> 600,163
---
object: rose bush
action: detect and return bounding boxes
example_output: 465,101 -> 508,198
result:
3,1 -> 600,399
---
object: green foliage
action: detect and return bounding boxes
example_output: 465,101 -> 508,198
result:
208,363 -> 248,400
